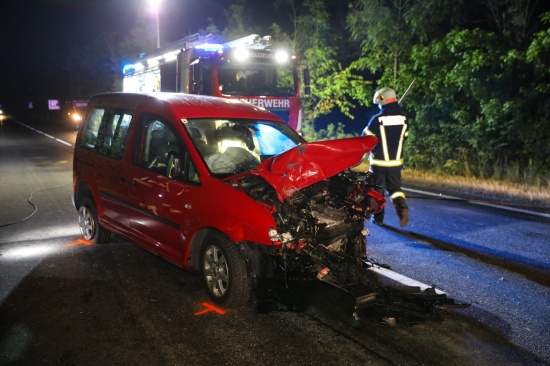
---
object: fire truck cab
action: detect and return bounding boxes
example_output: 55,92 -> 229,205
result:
122,34 -> 305,132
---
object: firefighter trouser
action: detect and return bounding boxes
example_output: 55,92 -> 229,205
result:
371,165 -> 407,220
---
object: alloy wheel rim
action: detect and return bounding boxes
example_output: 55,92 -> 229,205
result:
78,206 -> 94,240
203,245 -> 229,297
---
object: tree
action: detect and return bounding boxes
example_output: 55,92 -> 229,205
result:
401,9 -> 550,180
289,0 -> 370,140
483,0 -> 543,45
63,32 -> 121,99
222,0 -> 262,40
518,11 -> 550,176
400,29 -> 513,174
344,0 -> 550,181
347,0 -> 466,89
63,15 -> 155,99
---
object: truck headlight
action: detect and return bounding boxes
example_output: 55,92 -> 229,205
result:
71,113 -> 82,122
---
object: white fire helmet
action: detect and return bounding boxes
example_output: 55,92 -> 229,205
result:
373,87 -> 397,106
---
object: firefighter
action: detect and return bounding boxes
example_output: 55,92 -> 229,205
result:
362,87 -> 409,227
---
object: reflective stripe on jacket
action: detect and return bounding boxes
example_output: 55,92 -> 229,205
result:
363,102 -> 408,167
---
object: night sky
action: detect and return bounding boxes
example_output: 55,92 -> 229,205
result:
0,0 -> 281,112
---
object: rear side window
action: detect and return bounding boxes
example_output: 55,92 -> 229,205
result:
81,108 -> 105,150
81,108 -> 132,159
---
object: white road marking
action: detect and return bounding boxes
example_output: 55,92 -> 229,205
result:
13,120 -> 73,147
365,262 -> 446,295
404,187 -> 550,219
55,138 -> 72,146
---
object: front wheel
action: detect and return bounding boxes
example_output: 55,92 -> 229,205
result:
78,197 -> 110,244
200,232 -> 252,307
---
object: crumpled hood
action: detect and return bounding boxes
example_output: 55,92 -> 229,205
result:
233,135 -> 378,202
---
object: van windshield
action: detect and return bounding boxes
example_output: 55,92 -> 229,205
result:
216,64 -> 296,97
181,118 -> 304,177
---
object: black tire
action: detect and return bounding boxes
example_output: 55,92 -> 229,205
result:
200,232 -> 252,307
78,197 -> 110,244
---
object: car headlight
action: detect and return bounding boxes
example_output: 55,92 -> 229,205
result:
268,227 -> 279,241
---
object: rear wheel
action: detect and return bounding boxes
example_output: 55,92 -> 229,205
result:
200,232 -> 252,307
78,197 -> 110,244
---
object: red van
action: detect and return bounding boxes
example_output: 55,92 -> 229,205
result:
72,92 -> 380,306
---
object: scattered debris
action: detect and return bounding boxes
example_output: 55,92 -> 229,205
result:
236,170 -> 466,321
383,317 -> 397,327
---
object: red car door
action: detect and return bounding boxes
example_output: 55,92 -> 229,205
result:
124,114 -> 201,264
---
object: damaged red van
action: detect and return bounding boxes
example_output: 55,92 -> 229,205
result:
72,92 -> 381,306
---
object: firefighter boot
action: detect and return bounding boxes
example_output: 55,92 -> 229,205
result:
393,197 -> 409,227
371,208 -> 384,225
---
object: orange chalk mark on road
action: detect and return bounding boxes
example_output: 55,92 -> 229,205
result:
65,238 -> 94,246
194,302 -> 226,316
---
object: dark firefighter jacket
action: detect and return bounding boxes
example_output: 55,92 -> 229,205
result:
362,101 -> 408,168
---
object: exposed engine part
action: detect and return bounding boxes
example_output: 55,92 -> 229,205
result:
237,170 -> 381,266
236,171 -> 460,319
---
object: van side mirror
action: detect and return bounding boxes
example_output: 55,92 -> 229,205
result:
166,152 -> 182,179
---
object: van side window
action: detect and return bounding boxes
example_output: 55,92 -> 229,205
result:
81,107 -> 132,159
81,108 -> 105,150
135,116 -> 200,183
136,117 -> 181,174
110,113 -> 132,159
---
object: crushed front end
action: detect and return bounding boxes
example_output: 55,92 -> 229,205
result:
238,168 -> 384,252
229,136 -> 458,319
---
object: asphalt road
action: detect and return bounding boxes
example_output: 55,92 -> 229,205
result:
1,115 -> 549,365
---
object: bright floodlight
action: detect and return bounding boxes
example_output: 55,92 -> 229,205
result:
275,50 -> 289,63
149,0 -> 162,48
149,0 -> 161,11
233,47 -> 250,62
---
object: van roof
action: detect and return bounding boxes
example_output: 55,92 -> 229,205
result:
88,92 -> 285,122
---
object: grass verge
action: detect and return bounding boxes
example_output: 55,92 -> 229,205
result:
402,169 -> 550,207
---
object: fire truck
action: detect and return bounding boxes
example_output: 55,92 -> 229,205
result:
122,34 -> 306,132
